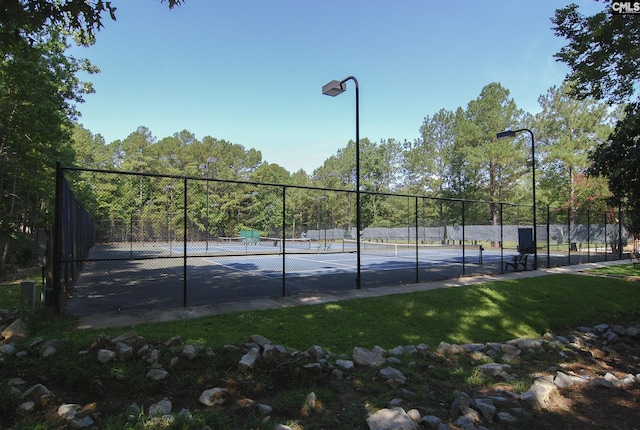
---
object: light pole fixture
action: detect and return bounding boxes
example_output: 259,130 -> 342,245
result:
201,156 -> 217,252
496,128 -> 537,269
323,76 -> 361,288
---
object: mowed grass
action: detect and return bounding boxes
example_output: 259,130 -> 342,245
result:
3,269 -> 640,354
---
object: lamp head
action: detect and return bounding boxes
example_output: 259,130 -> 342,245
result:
496,130 -> 517,140
322,80 -> 346,97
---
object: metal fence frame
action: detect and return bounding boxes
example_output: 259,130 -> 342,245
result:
51,164 -> 633,315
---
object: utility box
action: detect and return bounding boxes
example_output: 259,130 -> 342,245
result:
20,280 -> 37,309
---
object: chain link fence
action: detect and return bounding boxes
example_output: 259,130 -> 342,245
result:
51,165 -> 634,316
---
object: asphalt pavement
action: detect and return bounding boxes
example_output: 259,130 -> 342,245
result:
76,259 -> 628,330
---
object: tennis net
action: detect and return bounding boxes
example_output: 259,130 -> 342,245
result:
342,239 -> 478,261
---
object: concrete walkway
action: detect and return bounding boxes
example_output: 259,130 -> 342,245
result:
76,260 -> 628,330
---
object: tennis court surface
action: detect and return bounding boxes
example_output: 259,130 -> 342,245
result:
64,239 -> 509,316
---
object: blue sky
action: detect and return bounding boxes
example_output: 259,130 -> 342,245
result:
71,0 -> 603,173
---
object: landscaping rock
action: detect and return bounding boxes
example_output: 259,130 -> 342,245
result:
366,407 -> 417,430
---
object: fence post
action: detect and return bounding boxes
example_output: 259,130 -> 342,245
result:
546,205 -> 550,268
414,196 -> 419,284
462,200 -> 466,276
567,208 -> 572,265
618,203 -> 623,260
604,211 -> 608,261
49,162 -> 63,313
500,203 -> 504,273
183,176 -> 188,308
587,209 -> 591,263
282,186 -> 286,297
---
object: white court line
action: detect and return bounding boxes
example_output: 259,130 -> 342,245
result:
285,254 -> 355,268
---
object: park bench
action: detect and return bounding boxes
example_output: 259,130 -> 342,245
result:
504,253 -> 529,272
630,252 -> 640,269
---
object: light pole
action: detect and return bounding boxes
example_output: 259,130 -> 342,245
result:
323,76 -> 361,288
496,128 -> 537,269
199,156 -> 217,252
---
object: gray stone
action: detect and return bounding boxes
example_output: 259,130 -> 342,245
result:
182,344 -> 197,360
257,403 -> 272,416
450,392 -> 472,416
406,408 -> 421,422
97,349 -> 115,363
18,401 -> 35,413
238,347 -> 260,371
389,398 -> 403,406
611,324 -> 626,335
149,398 -> 172,416
306,345 -> 325,359
58,403 -> 81,421
554,371 -> 588,388
590,377 -> 615,388
477,363 -> 511,376
496,411 -> 520,425
604,331 -> 620,344
70,416 -> 95,429
110,331 -> 140,345
506,338 -> 541,349
147,349 -> 160,364
416,343 -> 430,358
302,362 -> 322,373
126,402 -> 141,418
263,344 -> 286,359
474,398 -> 496,421
164,336 -> 182,347
461,343 -> 485,353
380,366 -> 406,381
116,342 -> 133,361
199,387 -> 228,406
436,341 -> 464,355
604,372 -> 622,388
454,414 -> 477,429
331,368 -> 344,379
625,326 -> 639,337
389,346 -> 405,356
594,323 -> 609,333
527,378 -> 557,409
336,359 -> 354,370
620,374 -> 636,386
147,368 -> 168,381
248,334 -> 271,347
1,318 -> 28,340
366,407 -> 417,430
420,415 -> 442,430
0,343 -> 16,356
20,383 -> 50,400
353,346 -> 386,367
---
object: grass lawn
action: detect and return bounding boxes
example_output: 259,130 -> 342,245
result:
3,271 -> 639,355
2,265 -> 640,429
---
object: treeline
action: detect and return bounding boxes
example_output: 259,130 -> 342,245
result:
0,58 -> 619,274
62,82 -> 618,243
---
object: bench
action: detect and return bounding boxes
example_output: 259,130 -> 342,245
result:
505,254 -> 529,272
631,252 -> 640,269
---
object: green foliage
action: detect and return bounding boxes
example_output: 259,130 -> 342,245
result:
589,103 -> 640,234
534,83 -> 613,210
552,4 -> 640,105
553,3 -> 640,234
0,1 -> 184,49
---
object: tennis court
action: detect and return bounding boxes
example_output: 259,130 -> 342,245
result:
54,166 -> 632,317
64,239 -> 504,316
